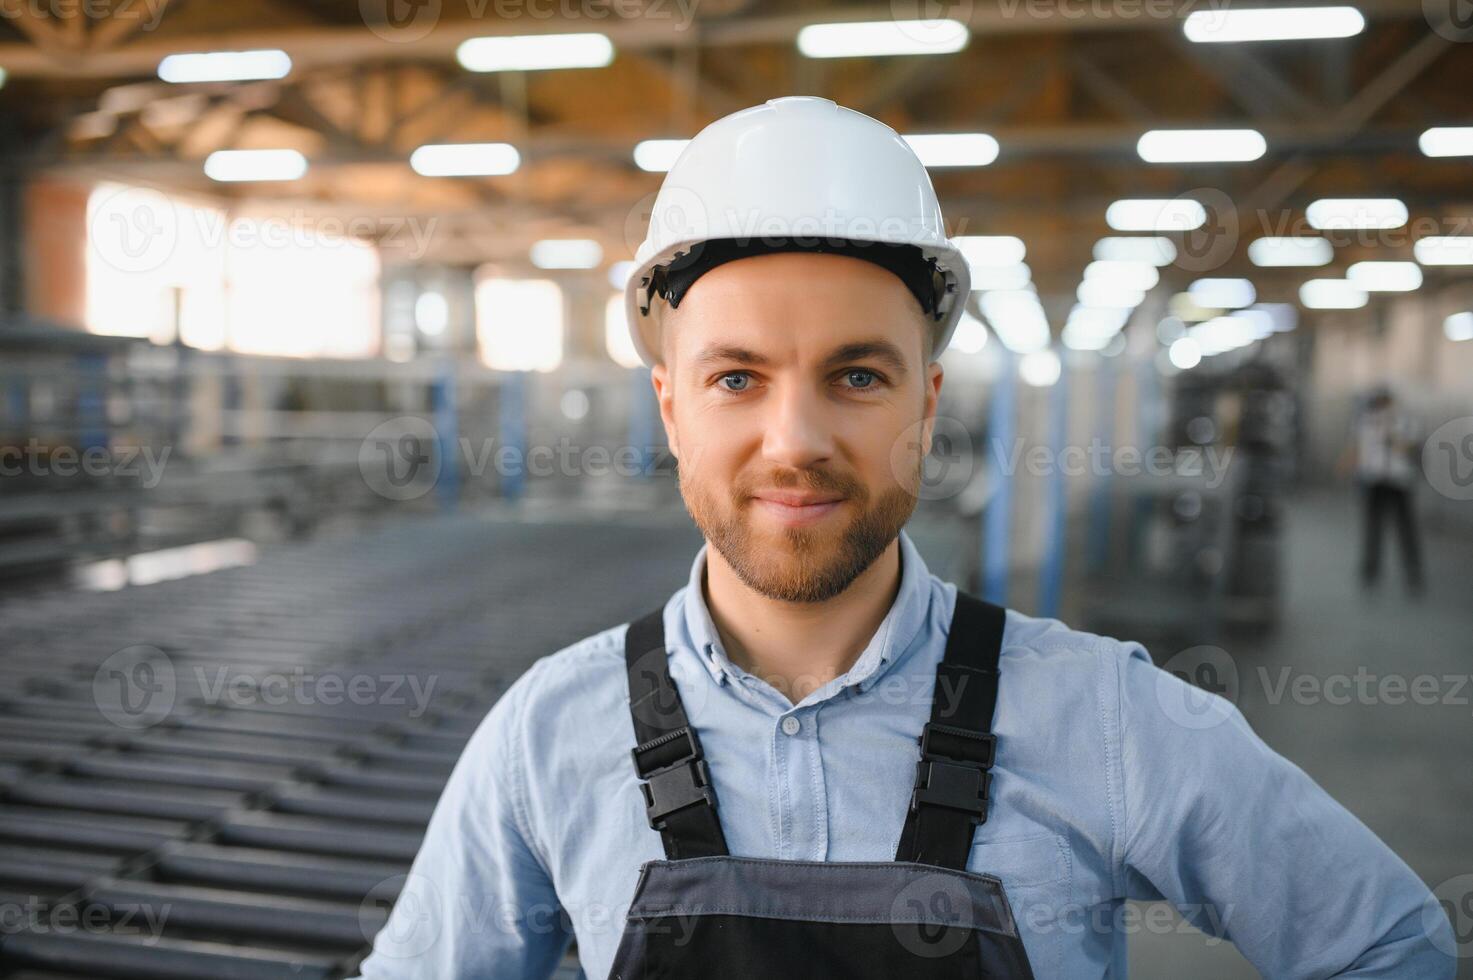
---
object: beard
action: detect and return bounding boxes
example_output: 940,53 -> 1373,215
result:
680,461 -> 918,604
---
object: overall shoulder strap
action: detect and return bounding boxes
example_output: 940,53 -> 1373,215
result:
894,590 -> 1007,869
624,609 -> 729,860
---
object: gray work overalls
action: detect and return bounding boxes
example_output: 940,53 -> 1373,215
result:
608,592 -> 1037,978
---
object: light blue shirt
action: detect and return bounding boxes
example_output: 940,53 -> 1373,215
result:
356,531 -> 1453,979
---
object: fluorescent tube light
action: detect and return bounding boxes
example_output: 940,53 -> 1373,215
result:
1093,236 -> 1176,266
457,33 -> 614,72
1106,199 -> 1207,232
1137,129 -> 1266,163
1346,260 -> 1422,292
1083,260 -> 1159,291
203,148 -> 306,182
1184,6 -> 1365,43
159,49 -> 291,83
410,142 -> 520,177
1019,349 -> 1061,387
632,139 -> 689,173
1306,198 -> 1407,230
1248,236 -> 1333,267
1414,236 -> 1473,265
1189,278 -> 1256,309
902,132 -> 999,167
980,289 -> 1050,353
1299,279 -> 1367,309
1418,127 -> 1473,157
954,235 -> 1027,268
1169,337 -> 1202,369
797,20 -> 968,57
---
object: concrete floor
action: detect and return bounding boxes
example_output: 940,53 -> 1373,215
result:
1121,489 -> 1473,977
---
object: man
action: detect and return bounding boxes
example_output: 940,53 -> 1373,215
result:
1347,386 -> 1425,593
357,98 -> 1451,978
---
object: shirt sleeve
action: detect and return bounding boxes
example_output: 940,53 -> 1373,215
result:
1110,639 -> 1455,978
353,658 -> 572,979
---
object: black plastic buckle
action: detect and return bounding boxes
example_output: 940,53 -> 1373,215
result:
920,723 -> 996,768
909,723 -> 996,820
631,728 -> 718,831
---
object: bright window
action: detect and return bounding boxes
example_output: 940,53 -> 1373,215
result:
475,277 -> 564,372
85,183 -> 381,358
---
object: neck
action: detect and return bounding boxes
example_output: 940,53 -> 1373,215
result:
702,538 -> 904,706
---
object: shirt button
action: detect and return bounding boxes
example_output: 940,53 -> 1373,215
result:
781,716 -> 801,736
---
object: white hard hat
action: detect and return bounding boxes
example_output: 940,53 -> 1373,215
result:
623,95 -> 971,366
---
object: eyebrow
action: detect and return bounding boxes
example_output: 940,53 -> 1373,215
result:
689,339 -> 911,374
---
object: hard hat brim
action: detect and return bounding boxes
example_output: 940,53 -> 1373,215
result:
622,237 -> 971,367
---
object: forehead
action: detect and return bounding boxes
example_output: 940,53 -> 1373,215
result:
663,251 -> 929,363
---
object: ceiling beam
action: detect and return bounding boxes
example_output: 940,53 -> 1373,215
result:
1243,25 -> 1461,214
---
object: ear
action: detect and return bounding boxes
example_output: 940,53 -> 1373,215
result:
919,360 -> 944,455
650,362 -> 679,461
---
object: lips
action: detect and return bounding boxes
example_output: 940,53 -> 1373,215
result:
749,491 -> 846,527
752,490 -> 843,508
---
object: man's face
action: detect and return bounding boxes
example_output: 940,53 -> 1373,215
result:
651,251 -> 944,603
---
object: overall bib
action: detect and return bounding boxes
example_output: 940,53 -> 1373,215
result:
608,592 -> 1037,979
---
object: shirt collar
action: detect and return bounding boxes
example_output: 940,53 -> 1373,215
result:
677,529 -> 933,695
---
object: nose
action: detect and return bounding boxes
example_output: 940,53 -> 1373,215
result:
761,382 -> 835,469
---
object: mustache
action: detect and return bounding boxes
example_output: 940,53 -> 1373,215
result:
734,467 -> 867,500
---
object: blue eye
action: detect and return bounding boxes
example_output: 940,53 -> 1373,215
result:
845,369 -> 878,389
719,373 -> 750,392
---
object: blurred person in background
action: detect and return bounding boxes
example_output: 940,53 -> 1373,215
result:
1342,386 -> 1424,594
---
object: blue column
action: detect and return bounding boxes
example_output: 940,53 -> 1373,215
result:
1038,359 -> 1069,619
982,351 -> 1016,605
431,359 -> 460,511
1086,359 -> 1117,573
498,370 -> 527,502
626,367 -> 655,477
76,352 -> 108,453
6,374 -> 28,433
